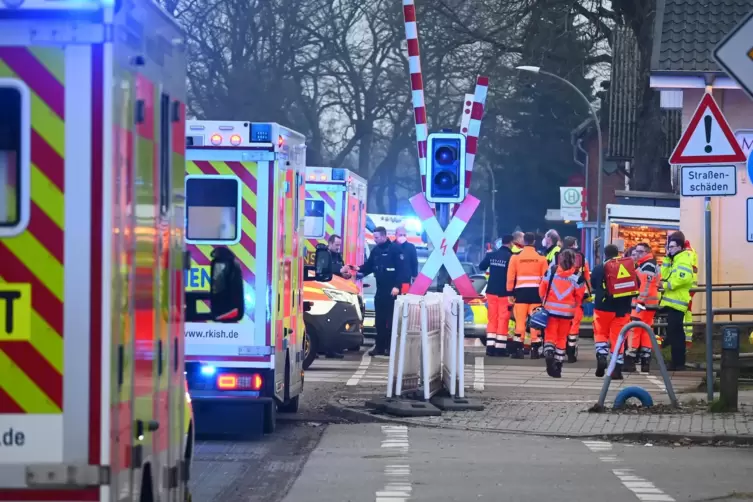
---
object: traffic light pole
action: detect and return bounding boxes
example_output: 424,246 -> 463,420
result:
435,202 -> 451,291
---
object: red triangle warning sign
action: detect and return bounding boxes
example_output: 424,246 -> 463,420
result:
669,93 -> 746,165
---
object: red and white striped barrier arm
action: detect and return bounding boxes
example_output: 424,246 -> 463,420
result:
459,93 -> 474,136
408,192 -> 480,297
402,0 -> 429,190
464,75 -> 489,191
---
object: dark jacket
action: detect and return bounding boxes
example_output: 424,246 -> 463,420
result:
479,246 -> 514,296
359,240 -> 409,296
591,261 -> 635,316
397,240 -> 419,280
329,250 -> 346,277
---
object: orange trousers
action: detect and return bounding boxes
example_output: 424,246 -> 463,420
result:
542,316 -> 570,362
486,295 -> 512,348
593,310 -> 629,363
628,309 -> 656,356
513,302 -> 541,346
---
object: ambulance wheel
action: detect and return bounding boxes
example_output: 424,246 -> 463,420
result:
263,401 -> 276,434
303,328 -> 318,370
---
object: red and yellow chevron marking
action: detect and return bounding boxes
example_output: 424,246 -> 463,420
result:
303,189 -> 337,265
186,160 -> 258,321
0,47 -> 65,414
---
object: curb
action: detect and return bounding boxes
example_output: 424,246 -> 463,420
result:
324,400 -> 753,445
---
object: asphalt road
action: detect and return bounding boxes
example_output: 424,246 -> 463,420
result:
283,424 -> 753,502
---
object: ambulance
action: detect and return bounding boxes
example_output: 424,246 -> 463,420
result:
183,120 -> 308,434
301,167 -> 366,368
0,1 -> 193,501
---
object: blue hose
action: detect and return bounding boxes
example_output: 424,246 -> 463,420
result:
613,386 -> 654,408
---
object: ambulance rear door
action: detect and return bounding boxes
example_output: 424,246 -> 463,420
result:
302,167 -> 346,266
184,122 -> 275,370
0,4 -> 109,499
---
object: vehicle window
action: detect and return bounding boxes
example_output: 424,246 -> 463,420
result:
185,176 -> 241,243
304,199 -> 325,238
462,263 -> 476,276
0,82 -> 28,235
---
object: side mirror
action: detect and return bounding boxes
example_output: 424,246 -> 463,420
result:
209,249 -> 244,323
303,301 -> 312,312
314,246 -> 333,283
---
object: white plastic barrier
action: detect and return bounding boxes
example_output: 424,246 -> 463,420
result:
441,286 -> 465,398
386,289 -> 466,400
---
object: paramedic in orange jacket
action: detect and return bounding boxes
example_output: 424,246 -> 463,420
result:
625,242 -> 660,373
539,249 -> 587,378
590,244 -> 633,380
549,236 -> 592,363
506,232 -> 549,359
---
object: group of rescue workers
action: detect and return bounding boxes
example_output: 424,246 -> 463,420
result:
479,229 -> 698,379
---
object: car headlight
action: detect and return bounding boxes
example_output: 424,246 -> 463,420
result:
323,288 -> 356,304
323,289 -> 361,318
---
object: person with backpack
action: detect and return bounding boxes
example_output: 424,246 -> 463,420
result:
590,244 -> 640,379
538,249 -> 587,378
659,232 -> 695,370
549,236 -> 591,363
479,234 -> 515,356
506,232 -> 549,359
625,242 -> 660,373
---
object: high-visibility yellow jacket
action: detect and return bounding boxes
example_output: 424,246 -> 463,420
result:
545,245 -> 561,264
659,250 -> 695,313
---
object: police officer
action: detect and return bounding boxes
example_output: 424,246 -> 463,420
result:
358,226 -> 409,357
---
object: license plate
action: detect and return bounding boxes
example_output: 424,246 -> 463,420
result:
364,317 -> 375,327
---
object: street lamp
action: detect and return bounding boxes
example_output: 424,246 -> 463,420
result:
515,65 -> 604,257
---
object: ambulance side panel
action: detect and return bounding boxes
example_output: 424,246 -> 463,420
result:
110,2 -> 188,500
272,135 -> 306,401
184,151 -> 273,369
0,21 -> 100,500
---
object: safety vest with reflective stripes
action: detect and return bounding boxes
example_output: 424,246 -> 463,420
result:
659,250 -> 694,312
507,246 -> 548,291
634,254 -> 660,309
539,267 -> 586,318
545,245 -> 561,265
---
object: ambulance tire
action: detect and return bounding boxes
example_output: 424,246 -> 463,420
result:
303,328 -> 318,370
139,464 -> 155,502
263,401 -> 276,434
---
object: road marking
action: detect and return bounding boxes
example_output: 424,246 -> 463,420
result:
473,356 -> 484,391
582,442 -> 675,501
378,426 -> 412,502
346,351 -> 372,386
646,375 -> 667,392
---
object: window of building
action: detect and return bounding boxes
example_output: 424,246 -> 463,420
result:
304,199 -> 325,238
0,81 -> 30,236
185,175 -> 241,244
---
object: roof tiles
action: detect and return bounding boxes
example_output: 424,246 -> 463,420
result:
653,0 -> 753,72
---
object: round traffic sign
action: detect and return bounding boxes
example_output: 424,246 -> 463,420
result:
563,188 -> 580,205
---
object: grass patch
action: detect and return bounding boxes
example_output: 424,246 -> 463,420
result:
708,396 -> 736,413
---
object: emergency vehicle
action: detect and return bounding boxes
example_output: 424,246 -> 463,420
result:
0,1 -> 193,501
183,120 -> 306,434
301,167 -> 366,368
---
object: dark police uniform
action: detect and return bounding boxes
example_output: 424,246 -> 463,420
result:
359,240 -> 409,355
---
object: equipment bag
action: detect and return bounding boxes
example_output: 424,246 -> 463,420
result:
528,270 -> 556,330
604,256 -> 640,298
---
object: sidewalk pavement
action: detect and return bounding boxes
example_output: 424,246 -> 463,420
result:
329,381 -> 753,443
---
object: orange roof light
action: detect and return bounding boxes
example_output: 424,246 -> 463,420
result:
210,133 -> 222,146
230,134 -> 242,146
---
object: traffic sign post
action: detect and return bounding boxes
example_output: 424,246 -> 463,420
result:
673,92 -> 746,402
714,9 -> 753,103
747,198 -> 753,243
